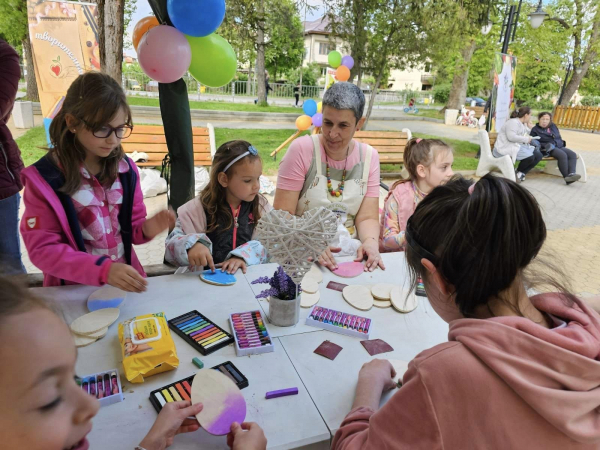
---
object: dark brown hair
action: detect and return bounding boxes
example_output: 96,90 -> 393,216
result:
48,72 -> 132,195
510,106 -> 531,119
404,174 -> 574,318
0,276 -> 50,326
392,138 -> 453,188
538,111 -> 552,122
200,140 -> 264,234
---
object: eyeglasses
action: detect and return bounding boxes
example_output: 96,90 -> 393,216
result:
80,119 -> 133,139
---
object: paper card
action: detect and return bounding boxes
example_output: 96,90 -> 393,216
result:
314,340 -> 343,360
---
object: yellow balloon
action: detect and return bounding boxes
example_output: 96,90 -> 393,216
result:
317,101 -> 322,113
296,115 -> 312,131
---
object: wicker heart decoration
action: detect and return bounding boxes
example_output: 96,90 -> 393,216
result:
255,207 -> 338,283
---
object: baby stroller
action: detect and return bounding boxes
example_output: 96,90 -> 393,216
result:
456,106 -> 478,128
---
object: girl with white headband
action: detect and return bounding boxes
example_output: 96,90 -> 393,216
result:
165,140 -> 271,274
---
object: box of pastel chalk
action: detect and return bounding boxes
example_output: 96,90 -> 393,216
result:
168,310 -> 234,355
148,361 -> 248,413
77,368 -> 124,408
229,310 -> 275,357
305,306 -> 371,339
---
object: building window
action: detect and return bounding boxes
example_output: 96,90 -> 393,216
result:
321,67 -> 327,76
424,63 -> 432,73
304,47 -> 309,60
318,43 -> 330,55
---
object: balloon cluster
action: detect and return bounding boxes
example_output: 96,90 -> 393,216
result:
132,0 -> 237,87
328,51 -> 354,82
295,99 -> 323,131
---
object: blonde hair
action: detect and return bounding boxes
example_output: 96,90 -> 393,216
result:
392,138 -> 453,189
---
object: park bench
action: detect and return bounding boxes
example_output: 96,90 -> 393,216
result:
466,106 -> 485,118
122,124 -> 217,168
476,130 -> 587,182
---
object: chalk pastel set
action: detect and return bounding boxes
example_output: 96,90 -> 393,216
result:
168,310 -> 234,355
229,310 -> 274,357
305,306 -> 371,339
148,361 -> 248,413
77,369 -> 124,407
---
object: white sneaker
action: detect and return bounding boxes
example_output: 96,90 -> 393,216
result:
516,171 -> 525,183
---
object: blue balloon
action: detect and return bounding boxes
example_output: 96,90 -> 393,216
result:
303,99 -> 317,117
168,0 -> 226,37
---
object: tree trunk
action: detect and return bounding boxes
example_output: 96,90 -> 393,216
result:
103,0 -> 125,85
21,36 -> 39,102
363,65 -> 385,129
256,0 -> 266,104
559,64 -> 588,106
94,0 -> 106,69
446,39 -> 477,110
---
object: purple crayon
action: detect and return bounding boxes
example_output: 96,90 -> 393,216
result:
265,387 -> 299,399
364,319 -> 371,333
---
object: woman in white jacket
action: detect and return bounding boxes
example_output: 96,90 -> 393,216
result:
493,106 -> 542,182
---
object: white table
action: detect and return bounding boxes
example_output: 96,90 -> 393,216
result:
33,253 -> 448,448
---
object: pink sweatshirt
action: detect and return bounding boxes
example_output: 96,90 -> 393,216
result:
332,293 -> 600,449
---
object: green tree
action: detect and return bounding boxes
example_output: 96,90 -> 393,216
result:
264,2 -> 304,79
287,62 -> 321,86
580,64 -> 600,96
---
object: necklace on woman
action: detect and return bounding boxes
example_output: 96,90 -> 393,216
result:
325,143 -> 350,197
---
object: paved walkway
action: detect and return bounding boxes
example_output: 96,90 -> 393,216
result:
11,114 -> 600,296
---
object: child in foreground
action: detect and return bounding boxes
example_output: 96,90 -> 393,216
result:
20,72 -> 173,293
0,275 -> 267,450
334,175 -> 600,449
165,140 -> 271,274
379,138 -> 454,252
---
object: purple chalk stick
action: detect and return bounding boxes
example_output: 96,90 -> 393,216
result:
265,387 -> 299,399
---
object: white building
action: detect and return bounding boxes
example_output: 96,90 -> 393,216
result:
302,16 -> 433,91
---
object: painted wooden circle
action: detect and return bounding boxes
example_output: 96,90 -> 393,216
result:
390,286 -> 418,313
342,285 -> 373,311
191,369 -> 247,436
332,261 -> 364,278
301,278 -> 319,294
70,308 -> 120,335
300,291 -> 320,308
371,283 -> 394,300
200,270 -> 237,286
87,286 -> 126,312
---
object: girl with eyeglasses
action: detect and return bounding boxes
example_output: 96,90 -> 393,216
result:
20,72 -> 174,291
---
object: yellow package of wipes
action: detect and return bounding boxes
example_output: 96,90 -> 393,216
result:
118,312 -> 179,383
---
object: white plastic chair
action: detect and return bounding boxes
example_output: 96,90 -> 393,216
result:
476,130 -> 516,182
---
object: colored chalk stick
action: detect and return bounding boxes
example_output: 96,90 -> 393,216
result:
265,387 -> 299,399
192,357 -> 204,369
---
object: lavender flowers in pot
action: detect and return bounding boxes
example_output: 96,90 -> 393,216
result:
252,266 -> 301,326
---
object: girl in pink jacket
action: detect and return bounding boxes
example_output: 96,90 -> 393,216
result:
20,72 -> 173,292
379,138 -> 454,252
334,174 -> 600,450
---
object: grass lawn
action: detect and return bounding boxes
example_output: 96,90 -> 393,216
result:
15,126 -> 480,174
127,96 -> 301,114
414,108 -> 445,120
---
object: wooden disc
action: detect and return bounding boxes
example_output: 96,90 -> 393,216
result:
300,291 -> 320,308
388,359 -> 410,385
87,286 -> 126,312
72,333 -> 98,348
191,369 -> 246,436
373,299 -> 392,308
73,326 -> 108,339
342,285 -> 373,311
305,264 -> 323,283
371,283 -> 394,300
332,262 -> 364,278
200,270 -> 237,286
390,286 -> 418,313
70,308 -> 120,335
301,278 -> 319,294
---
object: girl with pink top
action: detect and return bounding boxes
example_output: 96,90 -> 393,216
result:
20,72 -> 174,292
379,138 -> 453,252
333,174 -> 600,449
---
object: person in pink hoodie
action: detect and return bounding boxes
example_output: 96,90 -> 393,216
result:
334,174 -> 600,450
379,138 -> 454,252
20,72 -> 174,291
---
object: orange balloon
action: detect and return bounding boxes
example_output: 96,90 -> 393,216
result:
133,16 -> 160,52
296,115 -> 313,131
335,65 -> 351,82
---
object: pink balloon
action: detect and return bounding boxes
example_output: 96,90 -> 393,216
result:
138,25 -> 191,83
312,113 -> 323,127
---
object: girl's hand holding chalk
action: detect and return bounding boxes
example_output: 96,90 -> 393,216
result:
143,210 -> 176,240
107,263 -> 147,293
227,422 -> 267,450
188,242 -> 215,272
139,401 -> 203,450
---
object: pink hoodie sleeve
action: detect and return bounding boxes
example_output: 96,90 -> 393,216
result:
331,368 -> 443,450
128,160 -> 151,245
21,173 -> 112,286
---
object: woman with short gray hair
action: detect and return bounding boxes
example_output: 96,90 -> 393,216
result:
274,82 -> 385,272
